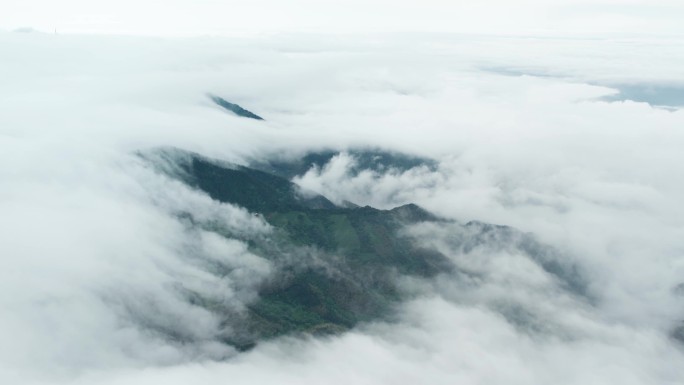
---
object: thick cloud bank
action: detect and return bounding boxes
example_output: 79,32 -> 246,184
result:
1,31 -> 684,384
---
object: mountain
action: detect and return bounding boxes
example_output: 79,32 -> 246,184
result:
249,148 -> 437,180
209,94 -> 265,120
142,148 -> 585,351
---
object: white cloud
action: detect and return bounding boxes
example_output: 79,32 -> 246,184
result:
1,30 -> 684,384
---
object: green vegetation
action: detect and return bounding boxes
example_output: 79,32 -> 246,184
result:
160,150 -> 451,347
142,148 -> 585,351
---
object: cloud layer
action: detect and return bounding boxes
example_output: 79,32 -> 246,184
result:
1,30 -> 684,384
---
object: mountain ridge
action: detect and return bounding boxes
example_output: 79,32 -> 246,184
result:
140,147 -> 587,351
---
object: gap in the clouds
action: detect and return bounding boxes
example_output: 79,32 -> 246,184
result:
598,83 -> 684,111
481,66 -> 684,110
131,146 -> 595,356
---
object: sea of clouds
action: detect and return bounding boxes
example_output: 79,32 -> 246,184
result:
1,30 -> 684,384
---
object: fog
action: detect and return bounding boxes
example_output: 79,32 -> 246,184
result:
1,29 -> 684,384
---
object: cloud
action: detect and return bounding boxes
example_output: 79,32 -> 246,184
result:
53,297 -> 684,385
1,30 -> 684,384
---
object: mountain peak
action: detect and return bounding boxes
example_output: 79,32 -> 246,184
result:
209,94 -> 265,120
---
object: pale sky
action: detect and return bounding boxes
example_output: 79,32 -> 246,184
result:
2,0 -> 683,36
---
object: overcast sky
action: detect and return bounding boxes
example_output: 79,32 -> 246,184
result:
2,0 -> 684,36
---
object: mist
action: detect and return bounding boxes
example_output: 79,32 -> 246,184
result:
1,27 -> 684,384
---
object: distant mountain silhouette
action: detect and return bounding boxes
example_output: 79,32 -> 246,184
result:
209,94 -> 264,120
